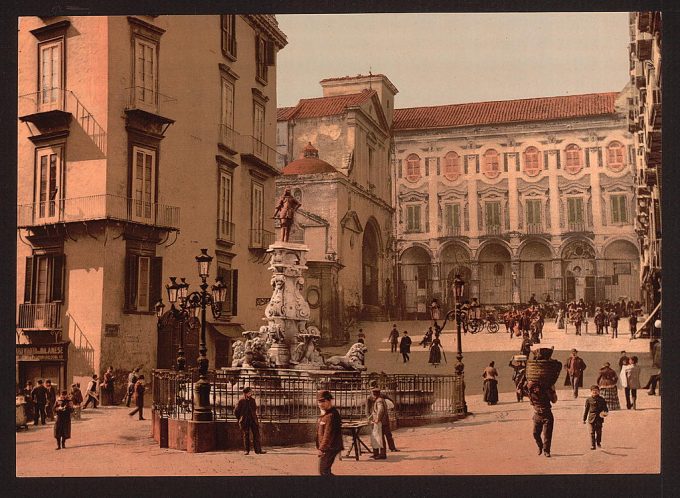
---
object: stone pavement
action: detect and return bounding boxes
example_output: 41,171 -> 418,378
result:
16,388 -> 660,477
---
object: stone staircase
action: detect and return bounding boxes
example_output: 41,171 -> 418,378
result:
360,304 -> 388,322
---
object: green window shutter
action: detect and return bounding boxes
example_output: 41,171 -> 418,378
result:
620,197 -> 627,222
24,257 -> 33,303
125,254 -> 138,311
453,204 -> 460,227
568,199 -> 575,223
149,257 -> 163,309
444,204 -> 452,227
414,205 -> 421,230
50,254 -> 65,302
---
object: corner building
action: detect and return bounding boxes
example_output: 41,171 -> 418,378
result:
393,90 -> 638,317
17,15 -> 287,390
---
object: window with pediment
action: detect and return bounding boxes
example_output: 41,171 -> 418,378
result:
564,144 -> 583,174
405,154 -> 422,182
482,149 -> 500,179
443,151 -> 461,181
523,146 -> 541,176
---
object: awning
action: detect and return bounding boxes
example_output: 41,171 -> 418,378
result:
207,321 -> 245,339
635,301 -> 661,337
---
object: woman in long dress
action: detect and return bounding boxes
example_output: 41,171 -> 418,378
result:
54,390 -> 73,450
482,361 -> 499,405
597,362 -> 621,410
429,337 -> 442,367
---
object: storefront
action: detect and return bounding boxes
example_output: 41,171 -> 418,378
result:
16,342 -> 69,393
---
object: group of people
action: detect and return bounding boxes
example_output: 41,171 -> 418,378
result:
231,384 -> 400,476
388,324 -> 413,363
504,306 -> 545,343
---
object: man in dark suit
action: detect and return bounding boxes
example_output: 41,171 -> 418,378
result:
316,390 -> 343,476
234,387 -> 266,455
31,379 -> 48,425
44,379 -> 57,421
128,375 -> 146,420
399,331 -> 412,363
583,385 -> 609,450
564,349 -> 587,398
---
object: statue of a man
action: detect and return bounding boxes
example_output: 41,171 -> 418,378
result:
273,188 -> 301,242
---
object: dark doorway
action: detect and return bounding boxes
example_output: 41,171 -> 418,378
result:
362,221 -> 381,306
156,316 -> 200,370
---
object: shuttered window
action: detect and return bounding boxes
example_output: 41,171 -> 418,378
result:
526,199 -> 542,225
610,194 -> 628,223
567,197 -> 584,223
125,253 -> 162,312
485,201 -> 501,227
406,204 -> 421,232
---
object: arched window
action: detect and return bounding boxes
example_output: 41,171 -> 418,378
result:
564,144 -> 583,174
534,263 -> 545,279
606,141 -> 626,172
405,154 -> 421,182
443,151 -> 461,181
494,263 -> 504,277
523,146 -> 541,176
482,149 -> 500,179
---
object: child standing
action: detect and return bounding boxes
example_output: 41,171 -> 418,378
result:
583,385 -> 609,450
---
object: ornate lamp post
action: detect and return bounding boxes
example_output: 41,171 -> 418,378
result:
154,249 -> 227,422
441,274 -> 467,414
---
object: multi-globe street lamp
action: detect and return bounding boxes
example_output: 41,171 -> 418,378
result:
154,248 -> 227,422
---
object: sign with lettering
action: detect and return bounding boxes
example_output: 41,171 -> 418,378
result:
16,343 -> 68,362
104,324 -> 120,337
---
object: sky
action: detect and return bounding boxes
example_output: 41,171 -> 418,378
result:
276,13 -> 631,109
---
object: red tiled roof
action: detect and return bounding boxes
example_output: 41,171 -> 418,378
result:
277,90 -> 376,121
393,92 -> 619,130
277,106 -> 296,121
282,157 -> 337,175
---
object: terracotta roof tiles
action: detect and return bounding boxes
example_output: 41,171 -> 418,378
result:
392,92 -> 619,130
277,90 -> 376,121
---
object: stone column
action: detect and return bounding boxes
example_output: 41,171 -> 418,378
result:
469,178 -> 479,238
551,258 -> 563,302
590,169 -> 603,232
470,261 -> 480,300
547,151 -> 561,236
511,260 -> 521,304
508,154 -> 519,231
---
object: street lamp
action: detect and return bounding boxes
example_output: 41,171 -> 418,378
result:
442,274 -> 467,414
154,248 -> 227,422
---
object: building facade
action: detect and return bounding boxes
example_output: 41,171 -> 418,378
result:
17,15 -> 287,390
392,91 -> 638,317
276,75 -> 396,342
628,11 -> 661,317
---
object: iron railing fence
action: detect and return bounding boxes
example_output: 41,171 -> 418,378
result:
17,302 -> 61,329
152,369 -> 465,423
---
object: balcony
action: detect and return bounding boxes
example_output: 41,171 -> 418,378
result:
443,226 -> 461,237
647,88 -> 661,129
566,221 -> 589,233
632,61 -> 645,88
637,11 -> 652,33
525,223 -> 545,235
18,303 -> 62,330
124,87 -> 176,136
18,88 -> 106,155
17,194 -> 180,230
635,32 -> 653,60
239,135 -> 282,176
484,225 -> 503,237
218,124 -> 240,155
249,229 -> 275,250
217,219 -> 235,244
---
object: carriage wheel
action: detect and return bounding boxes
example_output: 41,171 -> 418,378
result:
488,321 -> 499,333
468,319 -> 481,334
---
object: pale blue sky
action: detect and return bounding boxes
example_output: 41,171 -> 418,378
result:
276,13 -> 631,108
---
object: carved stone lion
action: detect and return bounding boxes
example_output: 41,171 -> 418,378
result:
231,340 -> 246,367
325,342 -> 368,371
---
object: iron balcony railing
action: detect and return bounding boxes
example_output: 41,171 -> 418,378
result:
249,228 -> 275,249
484,225 -> 503,236
125,86 -> 177,117
443,226 -> 461,237
152,369 -> 464,422
18,302 -> 62,330
18,88 -> 106,155
567,221 -> 589,233
239,135 -> 283,172
525,223 -> 544,235
218,123 -> 240,152
217,219 -> 235,243
17,194 -> 180,229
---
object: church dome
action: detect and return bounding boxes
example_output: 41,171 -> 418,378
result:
282,142 -> 336,175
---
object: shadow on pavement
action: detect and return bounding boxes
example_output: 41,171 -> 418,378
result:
599,450 -> 627,457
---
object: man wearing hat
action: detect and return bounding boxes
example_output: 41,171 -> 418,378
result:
583,385 -> 609,450
234,387 -> 266,455
316,390 -> 343,475
367,386 -> 399,452
564,349 -> 587,398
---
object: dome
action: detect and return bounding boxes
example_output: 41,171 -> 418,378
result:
282,142 -> 336,175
